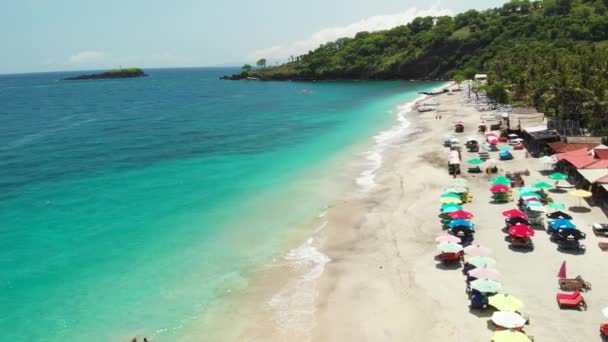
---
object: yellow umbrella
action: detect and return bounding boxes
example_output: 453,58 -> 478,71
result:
440,197 -> 462,204
492,330 -> 531,342
570,189 -> 592,207
488,293 -> 524,312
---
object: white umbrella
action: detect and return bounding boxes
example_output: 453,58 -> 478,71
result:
602,307 -> 608,318
491,311 -> 527,329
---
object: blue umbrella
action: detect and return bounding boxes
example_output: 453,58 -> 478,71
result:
550,219 -> 576,229
500,146 -> 512,151
449,219 -> 475,229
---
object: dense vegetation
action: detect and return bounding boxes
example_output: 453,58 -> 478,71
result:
238,0 -> 608,134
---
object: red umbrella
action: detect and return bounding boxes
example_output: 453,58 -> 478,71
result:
508,224 -> 535,237
448,210 -> 474,219
557,260 -> 567,279
491,184 -> 511,193
502,209 -> 528,219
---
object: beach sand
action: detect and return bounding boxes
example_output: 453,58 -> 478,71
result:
230,85 -> 608,342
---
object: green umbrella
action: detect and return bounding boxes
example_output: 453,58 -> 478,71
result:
452,178 -> 468,186
444,186 -> 467,194
442,206 -> 461,214
441,192 -> 461,199
516,187 -> 536,194
470,278 -> 503,293
468,256 -> 497,268
493,176 -> 512,186
521,193 -> 540,199
526,201 -> 543,208
468,158 -> 484,165
437,242 -> 464,253
533,181 -> 554,189
549,172 -> 568,180
548,202 -> 566,210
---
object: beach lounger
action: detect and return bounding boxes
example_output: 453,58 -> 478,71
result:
556,290 -> 587,310
558,276 -> 591,292
599,242 -> 608,251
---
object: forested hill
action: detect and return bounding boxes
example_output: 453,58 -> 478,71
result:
238,0 -> 608,82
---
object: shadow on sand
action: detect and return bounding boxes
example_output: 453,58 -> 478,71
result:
569,206 -> 592,213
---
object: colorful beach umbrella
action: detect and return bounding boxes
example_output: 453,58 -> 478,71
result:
502,209 -> 528,219
548,202 -> 566,210
449,219 -> 475,229
546,211 -> 572,220
448,210 -> 474,220
492,329 -> 531,342
521,193 -> 540,199
436,242 -> 464,253
491,312 -> 527,329
468,256 -> 497,268
441,192 -> 461,199
463,244 -> 492,257
493,176 -> 512,186
550,219 -> 576,229
467,157 -> 484,164
444,186 -> 468,194
491,184 -> 511,193
525,200 -> 542,207
468,267 -> 502,282
441,197 -> 462,204
516,187 -> 536,194
549,172 -> 568,180
557,260 -> 567,279
435,233 -> 461,243
509,224 -> 535,238
441,206 -> 460,214
452,178 -> 468,186
471,278 -> 502,293
500,146 -> 513,151
488,293 -> 524,312
533,181 -> 554,189
570,189 -> 592,198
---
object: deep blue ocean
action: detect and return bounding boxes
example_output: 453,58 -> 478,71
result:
0,68 -> 440,341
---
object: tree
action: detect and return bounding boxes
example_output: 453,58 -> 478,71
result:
256,58 -> 267,69
453,73 -> 466,90
242,64 -> 252,72
486,82 -> 510,105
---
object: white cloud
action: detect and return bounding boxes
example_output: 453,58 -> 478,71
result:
69,50 -> 106,64
249,5 -> 453,60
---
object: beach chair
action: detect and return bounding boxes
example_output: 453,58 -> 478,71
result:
467,166 -> 482,173
593,223 -> 608,236
556,290 -> 587,310
558,276 -> 591,292
511,237 -> 534,250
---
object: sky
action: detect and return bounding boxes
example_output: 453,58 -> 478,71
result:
0,0 -> 506,74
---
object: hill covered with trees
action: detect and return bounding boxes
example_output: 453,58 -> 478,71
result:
235,0 -> 608,134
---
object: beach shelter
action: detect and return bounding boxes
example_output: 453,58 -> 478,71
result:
449,219 -> 475,229
488,293 -> 524,312
492,329 -> 532,342
471,279 -> 502,293
448,210 -> 474,220
549,219 -> 576,229
467,157 -> 484,165
558,260 -> 567,279
502,209 -> 528,219
533,181 -> 554,189
491,312 -> 527,329
493,176 -> 512,186
491,184 -> 511,193
570,189 -> 592,207
468,256 -> 497,268
441,197 -> 462,204
463,244 -> 492,257
548,202 -> 566,210
509,224 -> 535,238
468,267 -> 502,282
436,242 -> 464,253
435,233 -> 461,243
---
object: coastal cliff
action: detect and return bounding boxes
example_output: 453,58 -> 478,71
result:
64,68 -> 148,80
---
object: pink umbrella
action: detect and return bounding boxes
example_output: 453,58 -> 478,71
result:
435,234 -> 461,243
468,267 -> 502,282
463,244 -> 493,257
558,260 -> 567,279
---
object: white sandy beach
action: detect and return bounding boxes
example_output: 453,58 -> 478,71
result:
212,85 -> 608,342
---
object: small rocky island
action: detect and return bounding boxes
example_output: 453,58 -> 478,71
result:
64,68 -> 148,80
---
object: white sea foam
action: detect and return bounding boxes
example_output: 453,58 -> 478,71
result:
269,233 -> 331,341
355,94 -> 426,192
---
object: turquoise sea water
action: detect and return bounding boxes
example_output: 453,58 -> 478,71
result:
0,68 -> 440,341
